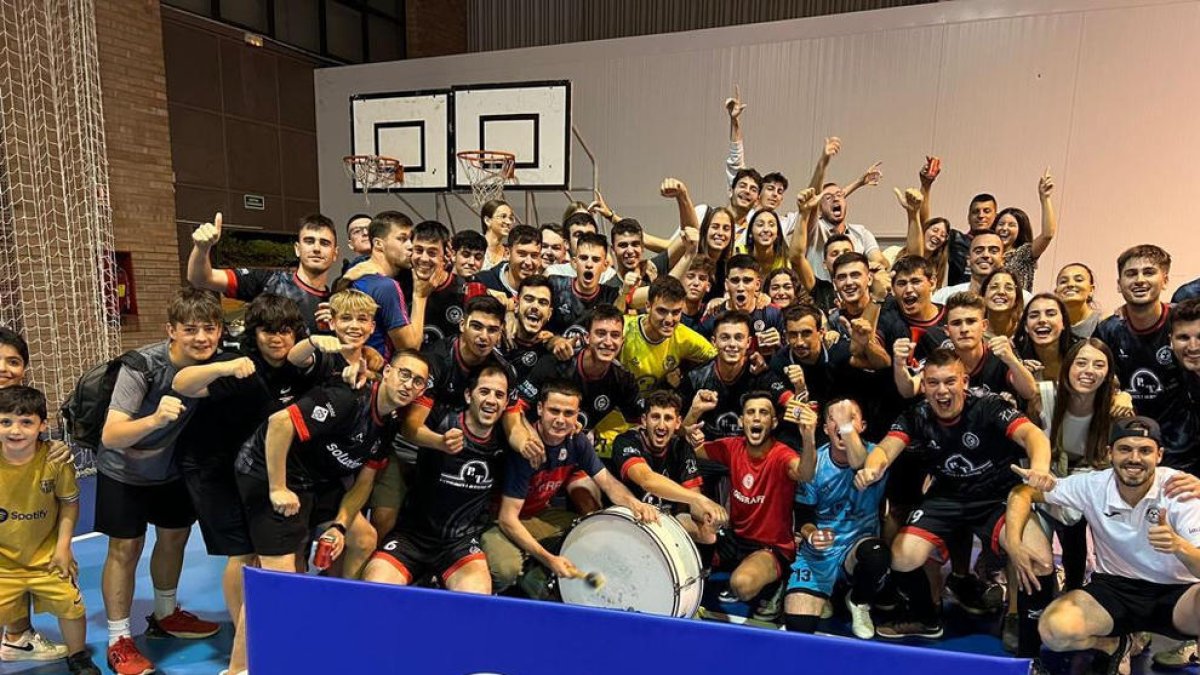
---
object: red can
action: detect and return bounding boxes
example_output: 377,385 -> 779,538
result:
313,533 -> 336,570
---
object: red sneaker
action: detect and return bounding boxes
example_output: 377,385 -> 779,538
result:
145,608 -> 220,639
106,637 -> 154,675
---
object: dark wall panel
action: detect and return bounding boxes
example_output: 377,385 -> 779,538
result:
221,40 -> 280,123
163,20 -> 221,110
168,106 -> 225,186
226,118 -> 282,194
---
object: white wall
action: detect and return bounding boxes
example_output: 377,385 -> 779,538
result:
316,0 -> 1200,308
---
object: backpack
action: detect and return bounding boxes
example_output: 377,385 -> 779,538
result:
61,350 -> 151,450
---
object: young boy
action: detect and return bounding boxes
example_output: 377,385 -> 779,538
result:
0,386 -> 100,673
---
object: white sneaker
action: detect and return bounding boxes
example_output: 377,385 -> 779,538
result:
0,630 -> 70,662
845,595 -> 876,640
820,601 -> 833,620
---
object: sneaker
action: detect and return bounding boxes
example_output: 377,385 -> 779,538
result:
944,573 -> 995,616
106,637 -> 154,675
875,620 -> 943,640
751,586 -> 783,622
0,629 -> 69,661
717,588 -> 739,603
1029,658 -> 1052,675
820,601 -> 833,620
67,651 -> 101,675
1089,633 -> 1130,675
1152,639 -> 1198,670
144,608 -> 219,639
845,595 -> 875,639
872,583 -> 901,612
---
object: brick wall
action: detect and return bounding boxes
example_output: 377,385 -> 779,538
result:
407,0 -> 468,58
95,0 -> 180,348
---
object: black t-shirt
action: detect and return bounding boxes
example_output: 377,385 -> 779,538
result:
887,393 -> 1030,501
514,351 -> 643,432
876,300 -> 947,365
604,429 -> 701,509
400,410 -> 510,541
811,279 -> 837,315
472,264 -> 518,298
767,340 -> 852,408
225,268 -> 329,334
697,305 -> 786,347
679,360 -> 793,439
421,274 -> 466,350
547,275 -> 621,339
418,337 -> 520,421
235,381 -> 390,491
947,229 -> 972,286
501,334 -> 552,386
1097,305 -> 1200,472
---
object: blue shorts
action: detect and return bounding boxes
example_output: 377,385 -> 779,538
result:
786,543 -> 852,598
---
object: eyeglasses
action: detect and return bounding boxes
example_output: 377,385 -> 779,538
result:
392,368 -> 428,390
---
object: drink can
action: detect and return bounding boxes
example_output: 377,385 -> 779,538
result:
314,532 -> 336,570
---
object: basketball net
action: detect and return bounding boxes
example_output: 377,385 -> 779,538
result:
457,150 -> 516,208
0,0 -> 120,475
343,155 -> 402,205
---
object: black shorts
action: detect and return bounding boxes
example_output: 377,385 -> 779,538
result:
371,528 -> 485,584
182,463 -> 253,557
235,473 -> 342,557
94,472 -> 197,539
1083,573 -> 1195,639
714,531 -> 791,580
899,497 -> 1006,563
884,452 -> 926,510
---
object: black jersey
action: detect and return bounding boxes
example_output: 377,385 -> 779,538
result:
514,350 -> 643,432
421,273 -> 466,350
697,304 -> 786,344
224,268 -> 329,334
680,360 -> 794,439
1097,304 -> 1200,471
605,429 -> 702,508
811,280 -> 837,315
547,275 -> 621,340
472,264 -> 518,299
887,393 -> 1031,501
400,410 -> 510,540
178,352 -> 322,469
235,381 -> 390,491
876,299 -> 947,366
501,334 -> 552,385
767,340 -> 852,407
417,336 -> 520,421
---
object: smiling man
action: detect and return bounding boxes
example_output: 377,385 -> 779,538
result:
407,221 -> 465,350
933,231 -> 1004,304
621,276 -> 718,395
474,225 -> 543,301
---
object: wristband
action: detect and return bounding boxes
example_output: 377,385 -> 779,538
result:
838,423 -> 856,436
328,522 -> 347,536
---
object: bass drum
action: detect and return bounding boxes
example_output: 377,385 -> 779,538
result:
558,506 -> 703,618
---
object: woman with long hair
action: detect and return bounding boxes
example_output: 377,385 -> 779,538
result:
479,199 -> 515,270
696,205 -> 736,301
895,216 -> 951,289
764,267 -> 811,309
738,208 -> 789,274
993,170 -> 1058,290
1013,293 -> 1073,382
1055,262 -> 1102,339
981,269 -> 1023,338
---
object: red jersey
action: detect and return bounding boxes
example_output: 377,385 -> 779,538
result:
702,437 -> 799,557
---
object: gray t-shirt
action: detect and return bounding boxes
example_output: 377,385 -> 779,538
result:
96,341 -> 197,486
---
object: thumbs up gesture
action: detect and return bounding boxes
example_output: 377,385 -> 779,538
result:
193,212 -> 223,249
1010,464 -> 1057,492
1148,506 -> 1182,554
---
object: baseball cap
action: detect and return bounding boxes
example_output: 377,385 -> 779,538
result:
1109,417 -> 1163,445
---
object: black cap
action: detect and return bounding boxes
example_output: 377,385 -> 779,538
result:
1109,417 -> 1163,445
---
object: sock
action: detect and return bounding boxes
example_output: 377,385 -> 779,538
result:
893,568 -> 938,624
1016,573 -> 1056,658
753,579 -> 782,605
2,628 -> 31,643
784,613 -> 820,633
107,617 -> 131,646
153,587 -> 178,620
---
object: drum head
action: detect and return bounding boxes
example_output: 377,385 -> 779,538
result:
559,509 -> 679,616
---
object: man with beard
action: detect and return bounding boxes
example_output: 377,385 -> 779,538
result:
349,214 -> 429,360
1170,298 -> 1200,381
408,221 -> 465,350
855,350 -> 1055,653
803,180 -> 887,283
769,303 -> 851,416
363,366 -> 513,594
690,391 -> 804,611
698,255 -> 785,358
500,276 -> 556,383
484,380 -> 659,591
451,230 -> 487,279
188,212 -> 337,334
515,305 -> 642,457
473,225 -> 542,301
933,231 -> 1004,303
1009,418 -> 1200,675
547,232 -> 619,341
621,277 -> 718,395
604,390 -> 727,544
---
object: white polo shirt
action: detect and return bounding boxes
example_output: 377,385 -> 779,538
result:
805,218 -> 881,282
1043,467 -> 1200,585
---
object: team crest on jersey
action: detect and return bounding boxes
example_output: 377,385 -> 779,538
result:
521,351 -> 537,366
716,412 -> 742,436
564,325 -> 587,340
664,356 -> 678,371
1146,505 -> 1163,524
1157,346 -> 1174,365
1130,368 -> 1163,398
311,405 -> 331,422
962,432 -> 980,449
754,319 -> 766,332
943,453 -> 991,477
446,306 -> 463,325
558,447 -> 568,461
595,395 -> 610,412
40,479 -> 54,494
441,460 -> 492,489
742,474 -> 754,490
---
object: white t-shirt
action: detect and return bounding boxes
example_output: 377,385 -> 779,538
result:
932,281 -> 972,305
544,262 -> 617,284
806,219 -> 881,282
1043,467 -> 1200,584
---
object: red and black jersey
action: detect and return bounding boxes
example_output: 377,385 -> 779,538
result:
605,429 -> 701,509
223,268 -> 329,334
421,273 -> 466,351
887,393 -> 1031,502
547,275 -> 620,340
513,351 -> 642,431
680,360 -> 793,439
1097,304 -> 1200,472
503,433 -> 605,519
500,334 -> 552,386
415,337 -> 521,421
877,299 -> 947,367
235,381 -> 390,491
701,436 -> 798,557
400,410 -> 510,541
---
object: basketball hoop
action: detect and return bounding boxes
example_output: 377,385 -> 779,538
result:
343,155 -> 403,203
457,150 -> 516,207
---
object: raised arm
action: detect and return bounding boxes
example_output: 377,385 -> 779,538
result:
918,156 -> 939,225
1031,168 -> 1058,259
724,86 -> 747,187
172,357 -> 256,397
795,404 -> 819,483
808,137 -> 840,192
891,339 -> 921,398
788,189 -> 819,291
100,370 -> 184,449
990,336 -> 1039,402
895,187 -> 925,258
854,435 -> 906,490
187,212 -> 231,292
389,278 -> 430,350
842,161 -> 882,199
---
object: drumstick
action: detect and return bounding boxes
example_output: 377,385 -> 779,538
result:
565,570 -> 606,590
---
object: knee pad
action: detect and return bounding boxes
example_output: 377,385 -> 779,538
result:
854,537 -> 890,575
784,613 -> 820,633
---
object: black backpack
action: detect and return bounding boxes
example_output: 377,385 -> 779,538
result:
61,350 -> 150,450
